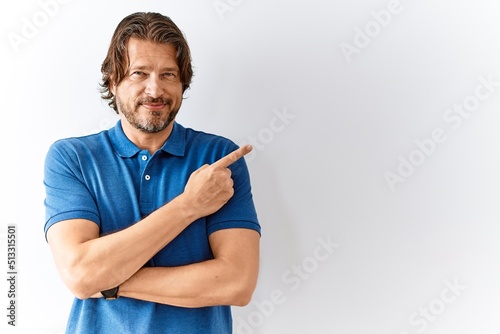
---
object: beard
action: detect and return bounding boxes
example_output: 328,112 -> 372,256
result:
116,95 -> 179,134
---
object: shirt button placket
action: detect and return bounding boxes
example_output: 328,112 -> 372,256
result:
141,154 -> 150,181
139,152 -> 154,216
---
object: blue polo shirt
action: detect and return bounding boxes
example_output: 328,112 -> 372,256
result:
44,120 -> 260,334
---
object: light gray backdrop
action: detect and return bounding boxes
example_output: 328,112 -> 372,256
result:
1,0 -> 499,333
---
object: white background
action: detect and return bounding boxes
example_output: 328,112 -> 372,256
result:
1,0 -> 500,333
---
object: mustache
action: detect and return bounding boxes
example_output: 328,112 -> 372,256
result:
137,97 -> 173,106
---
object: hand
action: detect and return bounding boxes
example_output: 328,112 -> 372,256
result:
180,145 -> 252,220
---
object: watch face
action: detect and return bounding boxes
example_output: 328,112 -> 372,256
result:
102,287 -> 118,299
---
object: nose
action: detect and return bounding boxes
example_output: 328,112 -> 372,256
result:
144,74 -> 164,98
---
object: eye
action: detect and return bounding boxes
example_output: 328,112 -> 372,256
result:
132,71 -> 146,76
162,72 -> 176,78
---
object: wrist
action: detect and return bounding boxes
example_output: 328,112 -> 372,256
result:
173,193 -> 199,223
101,286 -> 119,300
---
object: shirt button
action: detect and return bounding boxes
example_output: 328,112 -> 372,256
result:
145,175 -> 151,181
142,155 -> 148,161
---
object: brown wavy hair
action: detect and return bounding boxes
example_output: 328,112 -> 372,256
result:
100,12 -> 193,113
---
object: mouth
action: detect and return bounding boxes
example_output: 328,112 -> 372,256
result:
138,97 -> 172,112
141,102 -> 167,111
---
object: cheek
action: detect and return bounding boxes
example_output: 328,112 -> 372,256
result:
119,84 -> 143,101
172,84 -> 184,99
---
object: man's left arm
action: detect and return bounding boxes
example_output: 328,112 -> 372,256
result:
115,227 -> 260,307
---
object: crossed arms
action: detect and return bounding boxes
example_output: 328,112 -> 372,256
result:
46,145 -> 260,308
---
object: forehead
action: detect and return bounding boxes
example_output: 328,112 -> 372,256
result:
126,37 -> 178,68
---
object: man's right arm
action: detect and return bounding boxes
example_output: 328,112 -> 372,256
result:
46,145 -> 252,300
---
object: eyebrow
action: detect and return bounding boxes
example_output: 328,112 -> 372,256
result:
129,65 -> 179,72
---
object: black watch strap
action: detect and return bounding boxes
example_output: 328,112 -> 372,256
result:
101,286 -> 119,300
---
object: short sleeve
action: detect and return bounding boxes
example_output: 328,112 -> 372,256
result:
43,140 -> 100,238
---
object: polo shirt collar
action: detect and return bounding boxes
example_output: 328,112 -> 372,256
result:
109,120 -> 186,158
160,122 -> 186,157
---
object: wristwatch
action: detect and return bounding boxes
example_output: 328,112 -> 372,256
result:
101,286 -> 119,300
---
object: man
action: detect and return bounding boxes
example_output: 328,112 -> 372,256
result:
44,12 -> 260,334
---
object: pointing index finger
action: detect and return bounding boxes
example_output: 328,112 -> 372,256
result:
212,145 -> 253,168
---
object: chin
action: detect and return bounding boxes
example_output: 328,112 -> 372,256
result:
137,116 -> 176,134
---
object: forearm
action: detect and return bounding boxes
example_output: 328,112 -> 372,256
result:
116,228 -> 260,308
119,260 -> 254,308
